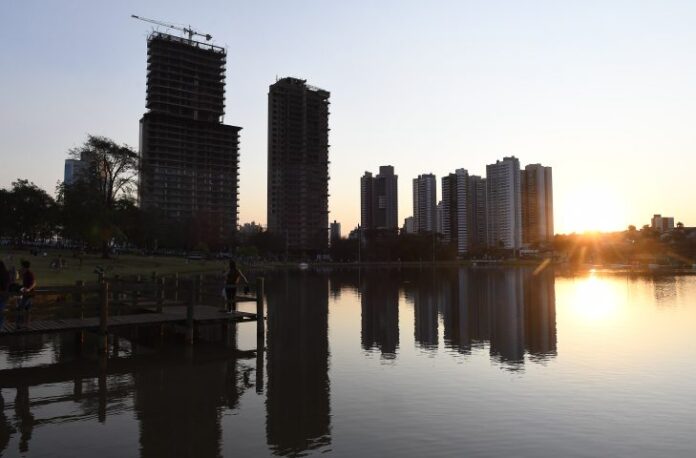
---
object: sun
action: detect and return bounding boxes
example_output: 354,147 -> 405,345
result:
557,185 -> 627,234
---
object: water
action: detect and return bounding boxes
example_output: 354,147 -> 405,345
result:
1,267 -> 696,457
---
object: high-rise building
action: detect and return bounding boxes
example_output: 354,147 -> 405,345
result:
651,214 -> 675,233
442,169 -> 469,254
468,175 -> 487,250
330,220 -> 341,243
521,164 -> 554,246
64,159 -> 87,186
360,166 -> 398,231
403,216 -> 416,234
138,32 -> 241,248
267,77 -> 330,255
412,174 -> 437,233
486,157 -> 522,250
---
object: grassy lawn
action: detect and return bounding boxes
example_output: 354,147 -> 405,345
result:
0,249 -> 227,287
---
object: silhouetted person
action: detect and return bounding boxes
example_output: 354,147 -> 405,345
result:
224,260 -> 248,312
0,261 -> 10,331
17,260 -> 36,329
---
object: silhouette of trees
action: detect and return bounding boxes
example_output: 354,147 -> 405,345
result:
0,180 -> 57,244
59,135 -> 138,257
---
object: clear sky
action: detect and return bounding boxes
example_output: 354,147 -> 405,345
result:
2,0 -> 695,234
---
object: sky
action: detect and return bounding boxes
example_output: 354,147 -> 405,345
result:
1,0 -> 695,234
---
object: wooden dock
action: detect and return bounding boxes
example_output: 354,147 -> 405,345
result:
0,275 -> 266,350
0,304 -> 257,336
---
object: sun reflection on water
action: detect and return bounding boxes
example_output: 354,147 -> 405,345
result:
567,274 -> 623,322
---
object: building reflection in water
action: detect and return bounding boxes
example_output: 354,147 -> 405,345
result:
360,269 -> 400,358
265,270 -> 331,456
401,267 -> 557,369
403,270 -> 439,350
439,267 -> 557,369
133,345 -> 245,457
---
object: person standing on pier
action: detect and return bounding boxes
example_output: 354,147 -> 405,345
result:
0,261 -> 10,331
224,260 -> 248,313
17,261 -> 36,329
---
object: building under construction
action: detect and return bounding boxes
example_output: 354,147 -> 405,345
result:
139,32 -> 240,248
267,77 -> 330,257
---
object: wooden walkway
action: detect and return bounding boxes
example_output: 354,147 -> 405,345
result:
0,304 -> 258,336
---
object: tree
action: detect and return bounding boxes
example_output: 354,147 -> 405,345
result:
61,135 -> 139,257
1,180 -> 57,244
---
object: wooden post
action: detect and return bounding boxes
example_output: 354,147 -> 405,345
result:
131,275 -> 141,310
98,354 -> 107,423
156,277 -> 165,313
197,274 -> 203,304
99,281 -> 109,353
75,280 -> 85,351
173,273 -> 179,302
186,278 -> 195,345
256,278 -> 265,337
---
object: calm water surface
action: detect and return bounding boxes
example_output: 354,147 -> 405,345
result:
1,268 -> 695,457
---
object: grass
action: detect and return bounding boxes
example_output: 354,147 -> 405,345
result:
0,249 -> 228,287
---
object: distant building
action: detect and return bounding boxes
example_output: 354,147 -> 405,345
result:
403,216 -> 416,234
467,175 -> 487,250
330,220 -> 341,242
412,174 -> 437,233
361,166 -> 398,231
521,164 -> 554,246
486,157 -> 522,250
442,169 -> 469,254
267,77 -> 330,256
651,214 -> 675,233
138,32 -> 241,248
63,159 -> 87,185
436,201 -> 444,235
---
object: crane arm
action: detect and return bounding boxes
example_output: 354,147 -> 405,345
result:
131,14 -> 212,41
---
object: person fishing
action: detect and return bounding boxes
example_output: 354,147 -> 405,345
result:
224,260 -> 248,313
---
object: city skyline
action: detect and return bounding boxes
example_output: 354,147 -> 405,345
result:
3,1 -> 696,234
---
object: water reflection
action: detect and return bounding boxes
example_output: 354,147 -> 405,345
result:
0,267 -> 557,457
360,270 -> 400,357
394,268 -> 557,368
265,270 -> 331,456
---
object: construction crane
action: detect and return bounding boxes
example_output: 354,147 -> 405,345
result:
131,14 -> 212,41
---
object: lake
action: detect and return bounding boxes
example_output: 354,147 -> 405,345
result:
1,267 -> 695,457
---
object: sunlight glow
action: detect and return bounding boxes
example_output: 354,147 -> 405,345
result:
557,186 -> 627,234
567,275 -> 623,322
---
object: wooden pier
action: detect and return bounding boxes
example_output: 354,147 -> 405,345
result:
0,274 -> 266,350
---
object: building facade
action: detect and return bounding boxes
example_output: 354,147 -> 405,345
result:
267,77 -> 330,255
441,169 -> 469,254
651,214 -> 675,233
468,175 -> 488,250
64,159 -> 87,186
138,32 -> 241,248
486,157 -> 522,250
412,174 -> 437,233
361,166 -> 398,231
330,220 -> 341,243
521,164 -> 554,246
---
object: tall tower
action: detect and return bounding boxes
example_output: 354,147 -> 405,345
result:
467,175 -> 487,250
486,157 -> 522,250
521,164 -> 554,246
361,166 -> 398,231
267,77 -> 330,256
441,169 -> 469,254
139,32 -> 241,248
412,174 -> 437,233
